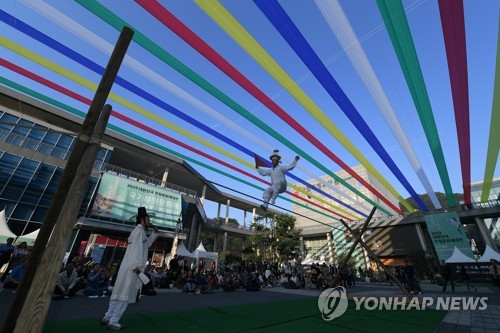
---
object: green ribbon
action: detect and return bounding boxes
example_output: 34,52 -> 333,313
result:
481,16 -> 500,202
377,0 -> 456,206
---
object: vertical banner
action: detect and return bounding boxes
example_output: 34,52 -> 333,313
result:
424,212 -> 474,261
91,173 -> 182,228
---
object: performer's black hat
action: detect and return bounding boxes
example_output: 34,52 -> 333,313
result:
138,206 -> 148,217
136,207 -> 149,224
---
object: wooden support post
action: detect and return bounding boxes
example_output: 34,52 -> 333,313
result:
333,207 -> 376,285
14,106 -> 112,333
1,26 -> 133,333
337,217 -> 411,297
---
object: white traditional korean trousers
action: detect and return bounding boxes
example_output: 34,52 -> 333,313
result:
104,224 -> 158,327
258,158 -> 298,208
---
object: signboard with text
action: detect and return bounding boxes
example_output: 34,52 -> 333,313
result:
91,173 -> 182,228
424,212 -> 474,261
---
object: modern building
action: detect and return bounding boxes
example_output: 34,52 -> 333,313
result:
294,167 -> 500,274
0,86 -> 261,268
292,165 -> 400,257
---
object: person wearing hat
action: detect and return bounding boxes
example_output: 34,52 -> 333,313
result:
102,207 -> 159,330
257,149 -> 300,211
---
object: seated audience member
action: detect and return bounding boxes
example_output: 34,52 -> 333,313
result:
288,272 -> 301,289
54,263 -> 78,298
222,271 -> 235,292
99,267 -> 112,295
246,272 -> 261,291
83,263 -> 106,296
304,272 -> 313,290
182,269 -> 197,294
279,274 -> 289,288
325,273 -> 335,288
209,271 -> 219,290
240,269 -> 250,288
74,264 -> 89,291
3,258 -> 28,289
141,266 -> 157,296
195,270 -> 211,293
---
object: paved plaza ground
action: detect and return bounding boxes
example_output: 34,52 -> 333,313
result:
0,281 -> 498,332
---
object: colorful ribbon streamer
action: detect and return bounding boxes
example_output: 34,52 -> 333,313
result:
438,0 -> 471,205
13,1 -> 370,213
377,0 -> 456,207
74,0 -> 394,215
0,18 -> 363,220
132,0 -> 402,215
250,0 -> 425,211
482,14 -> 500,202
314,0 -> 441,209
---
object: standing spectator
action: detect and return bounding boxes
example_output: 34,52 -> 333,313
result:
403,260 -> 421,294
489,259 -> 500,288
3,258 -> 28,289
1,241 -> 29,285
54,263 -> 79,298
0,238 -> 15,282
440,260 -> 455,292
101,207 -> 159,330
460,266 -> 476,292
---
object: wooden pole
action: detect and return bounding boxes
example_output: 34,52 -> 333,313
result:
333,207 -> 376,285
337,218 -> 412,297
1,26 -> 133,333
14,105 -> 112,333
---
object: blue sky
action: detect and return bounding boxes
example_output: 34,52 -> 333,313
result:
0,0 -> 499,222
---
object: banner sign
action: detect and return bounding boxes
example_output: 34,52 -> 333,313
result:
451,263 -> 492,283
91,173 -> 182,228
424,212 -> 474,261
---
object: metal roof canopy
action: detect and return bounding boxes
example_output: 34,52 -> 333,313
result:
0,86 -> 264,215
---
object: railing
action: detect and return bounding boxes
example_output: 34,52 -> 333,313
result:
205,219 -> 253,231
468,199 -> 500,210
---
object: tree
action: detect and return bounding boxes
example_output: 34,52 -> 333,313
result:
401,192 -> 464,212
250,212 -> 301,261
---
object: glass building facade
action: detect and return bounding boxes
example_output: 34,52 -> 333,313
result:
0,110 -> 111,237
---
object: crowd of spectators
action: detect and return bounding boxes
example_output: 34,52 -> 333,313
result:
147,256 -> 371,293
0,237 -> 427,298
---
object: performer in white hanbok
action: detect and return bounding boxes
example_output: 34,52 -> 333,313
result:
102,207 -> 159,330
257,149 -> 299,211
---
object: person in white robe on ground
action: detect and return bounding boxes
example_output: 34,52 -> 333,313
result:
102,207 -> 159,330
257,149 -> 299,211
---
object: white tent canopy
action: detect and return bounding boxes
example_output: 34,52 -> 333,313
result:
446,246 -> 476,263
165,241 -> 196,268
301,255 -> 314,266
478,245 -> 500,262
0,209 -> 16,241
173,241 -> 196,258
193,242 -> 218,269
15,228 -> 39,246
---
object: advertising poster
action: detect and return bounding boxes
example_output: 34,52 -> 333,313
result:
424,212 -> 474,261
91,173 -> 182,228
